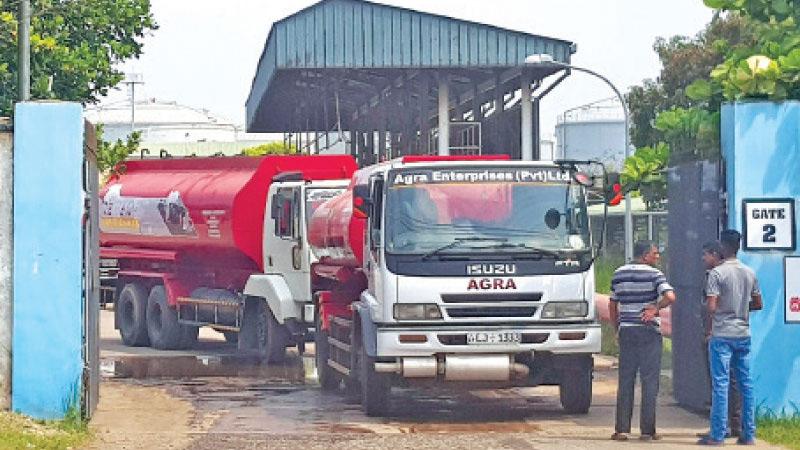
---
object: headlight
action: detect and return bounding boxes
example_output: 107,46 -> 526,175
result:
541,301 -> 588,319
393,304 -> 442,320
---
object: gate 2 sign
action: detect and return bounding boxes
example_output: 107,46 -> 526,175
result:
786,257 -> 800,324
743,199 -> 796,251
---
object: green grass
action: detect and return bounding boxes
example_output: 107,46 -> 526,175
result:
0,411 -> 90,450
757,414 -> 800,449
595,255 -> 624,295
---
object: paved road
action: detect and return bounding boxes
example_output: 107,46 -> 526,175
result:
93,309 -> 782,450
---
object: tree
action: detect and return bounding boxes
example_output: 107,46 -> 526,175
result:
96,123 -> 140,174
0,0 -> 157,116
241,141 -> 298,156
688,1 -> 800,102
626,13 -> 756,149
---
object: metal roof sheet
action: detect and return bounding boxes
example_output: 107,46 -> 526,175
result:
246,0 -> 575,132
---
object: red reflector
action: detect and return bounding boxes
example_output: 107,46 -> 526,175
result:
613,183 -> 622,193
609,193 -> 623,206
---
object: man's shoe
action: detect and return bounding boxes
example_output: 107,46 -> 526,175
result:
736,438 -> 756,445
697,437 -> 724,446
640,433 -> 662,441
611,432 -> 629,441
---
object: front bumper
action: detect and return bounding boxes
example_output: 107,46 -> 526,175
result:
375,323 -> 601,357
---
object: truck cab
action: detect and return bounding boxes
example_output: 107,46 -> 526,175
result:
241,177 -> 350,358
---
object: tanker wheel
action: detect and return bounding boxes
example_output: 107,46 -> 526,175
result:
315,308 -> 340,392
117,282 -> 150,347
146,285 -> 185,350
358,326 -> 390,417
559,356 -> 593,414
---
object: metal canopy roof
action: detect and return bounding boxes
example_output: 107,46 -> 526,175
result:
246,0 -> 575,133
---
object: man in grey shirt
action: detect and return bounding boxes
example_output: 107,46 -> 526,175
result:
698,230 -> 762,446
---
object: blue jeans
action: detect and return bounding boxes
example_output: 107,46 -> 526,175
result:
709,337 -> 755,442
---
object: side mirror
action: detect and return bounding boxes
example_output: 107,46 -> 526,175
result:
545,208 -> 561,230
353,184 -> 371,218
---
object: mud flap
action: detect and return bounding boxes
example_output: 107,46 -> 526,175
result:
352,302 -> 377,358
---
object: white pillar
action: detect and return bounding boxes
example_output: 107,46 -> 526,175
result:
520,77 -> 533,161
0,118 -> 12,411
438,76 -> 450,156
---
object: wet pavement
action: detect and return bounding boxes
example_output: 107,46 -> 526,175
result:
96,309 -> 782,450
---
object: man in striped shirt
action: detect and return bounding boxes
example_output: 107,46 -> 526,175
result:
609,241 -> 676,441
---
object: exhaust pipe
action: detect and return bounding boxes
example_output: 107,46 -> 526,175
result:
373,355 -> 529,381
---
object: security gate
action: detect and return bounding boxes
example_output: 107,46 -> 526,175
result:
667,160 -> 724,411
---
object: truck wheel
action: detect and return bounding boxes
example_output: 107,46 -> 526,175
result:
559,358 -> 593,414
360,337 -> 390,417
315,310 -> 339,392
241,299 -> 288,363
146,285 -> 184,350
117,282 -> 150,347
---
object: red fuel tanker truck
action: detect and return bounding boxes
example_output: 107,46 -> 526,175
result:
100,155 -> 357,360
308,155 -> 604,416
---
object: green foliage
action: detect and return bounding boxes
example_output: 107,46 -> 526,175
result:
96,123 -> 140,174
241,141 -> 297,156
697,0 -> 800,101
621,142 -> 670,210
626,14 -> 756,150
0,0 -> 157,116
654,107 -> 720,160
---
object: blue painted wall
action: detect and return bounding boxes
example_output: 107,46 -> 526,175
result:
722,101 -> 800,413
12,102 -> 84,419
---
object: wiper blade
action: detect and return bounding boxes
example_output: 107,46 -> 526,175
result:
486,243 -> 561,258
421,237 -> 508,261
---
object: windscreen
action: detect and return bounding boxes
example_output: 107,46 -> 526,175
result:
385,166 -> 590,255
305,187 -> 346,226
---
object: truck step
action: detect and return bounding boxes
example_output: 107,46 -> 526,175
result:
178,319 -> 240,332
327,336 -> 351,352
327,359 -> 351,376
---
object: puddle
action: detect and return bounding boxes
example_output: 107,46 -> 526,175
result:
103,354 -> 308,381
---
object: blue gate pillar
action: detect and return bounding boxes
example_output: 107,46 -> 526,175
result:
722,101 -> 800,413
12,102 -> 86,419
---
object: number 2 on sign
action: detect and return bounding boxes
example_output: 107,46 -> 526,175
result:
763,224 -> 776,243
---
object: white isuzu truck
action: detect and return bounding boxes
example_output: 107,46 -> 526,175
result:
307,155 -> 606,416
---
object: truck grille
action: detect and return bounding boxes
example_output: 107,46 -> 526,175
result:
445,306 -> 537,318
440,293 -> 542,303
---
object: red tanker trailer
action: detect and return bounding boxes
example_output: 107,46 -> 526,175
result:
100,155 -> 357,356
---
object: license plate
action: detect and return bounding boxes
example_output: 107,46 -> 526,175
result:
466,331 -> 521,345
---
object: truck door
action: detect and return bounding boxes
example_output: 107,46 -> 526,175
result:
266,186 -> 308,300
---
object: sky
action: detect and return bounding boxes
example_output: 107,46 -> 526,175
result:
111,0 -> 714,138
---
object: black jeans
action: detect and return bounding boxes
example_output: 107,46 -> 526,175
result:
615,326 -> 663,435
